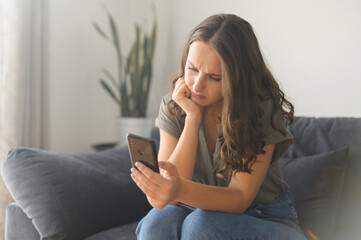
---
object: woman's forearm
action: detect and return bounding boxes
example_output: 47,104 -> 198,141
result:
167,116 -> 201,180
177,178 -> 247,214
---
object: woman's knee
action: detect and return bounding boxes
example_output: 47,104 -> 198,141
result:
136,205 -> 192,240
181,208 -> 305,240
181,209 -> 222,240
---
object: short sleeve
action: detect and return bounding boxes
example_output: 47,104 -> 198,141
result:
262,99 -> 294,162
155,93 -> 183,139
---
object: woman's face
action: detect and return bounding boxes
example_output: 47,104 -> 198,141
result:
184,41 -> 223,108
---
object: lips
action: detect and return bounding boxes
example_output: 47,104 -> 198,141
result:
190,91 -> 206,100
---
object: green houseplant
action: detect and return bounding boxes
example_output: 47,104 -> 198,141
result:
93,5 -> 157,117
93,5 -> 157,145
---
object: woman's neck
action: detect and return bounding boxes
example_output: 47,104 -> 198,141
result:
204,100 -> 223,122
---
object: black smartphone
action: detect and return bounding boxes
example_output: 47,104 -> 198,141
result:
126,133 -> 159,173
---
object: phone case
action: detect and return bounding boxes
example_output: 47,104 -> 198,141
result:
126,133 -> 159,173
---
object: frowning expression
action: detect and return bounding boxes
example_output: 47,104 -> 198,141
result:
184,41 -> 223,107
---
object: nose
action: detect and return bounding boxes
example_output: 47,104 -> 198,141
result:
193,74 -> 206,93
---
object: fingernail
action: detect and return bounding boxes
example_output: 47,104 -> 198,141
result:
135,162 -> 140,167
130,168 -> 135,173
159,161 -> 165,166
130,173 -> 134,178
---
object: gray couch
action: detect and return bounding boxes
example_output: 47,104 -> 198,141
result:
2,117 -> 361,240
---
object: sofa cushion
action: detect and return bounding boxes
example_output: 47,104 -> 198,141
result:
84,221 -> 138,240
1,146 -> 152,240
280,147 -> 349,240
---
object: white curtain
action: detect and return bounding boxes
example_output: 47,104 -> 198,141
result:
0,0 -> 48,238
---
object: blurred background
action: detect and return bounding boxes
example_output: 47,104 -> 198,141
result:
0,0 -> 361,238
1,0 -> 361,154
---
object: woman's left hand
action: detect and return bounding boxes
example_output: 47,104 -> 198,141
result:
130,161 -> 182,209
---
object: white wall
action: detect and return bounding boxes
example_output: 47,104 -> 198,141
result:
48,0 -> 361,153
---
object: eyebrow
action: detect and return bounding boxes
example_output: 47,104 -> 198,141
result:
187,60 -> 222,77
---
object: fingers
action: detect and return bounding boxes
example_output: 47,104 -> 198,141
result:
131,161 -> 166,193
131,161 -> 182,208
135,162 -> 164,184
131,171 -> 159,200
131,162 -> 174,207
173,78 -> 190,100
158,161 -> 177,176
174,77 -> 184,89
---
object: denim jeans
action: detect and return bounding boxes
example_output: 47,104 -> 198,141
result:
136,191 -> 306,240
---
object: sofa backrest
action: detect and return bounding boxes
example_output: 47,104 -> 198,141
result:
283,117 -> 361,239
284,117 -> 361,158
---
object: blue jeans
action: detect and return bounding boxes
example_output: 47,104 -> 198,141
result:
136,191 -> 306,240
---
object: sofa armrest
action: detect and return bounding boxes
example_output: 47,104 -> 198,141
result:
5,202 -> 40,240
1,145 -> 152,240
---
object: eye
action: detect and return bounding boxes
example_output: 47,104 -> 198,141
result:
209,76 -> 222,82
188,67 -> 198,72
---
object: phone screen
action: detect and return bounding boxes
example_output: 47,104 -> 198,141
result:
126,133 -> 159,173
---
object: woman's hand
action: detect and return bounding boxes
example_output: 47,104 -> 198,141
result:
130,161 -> 183,209
172,78 -> 203,124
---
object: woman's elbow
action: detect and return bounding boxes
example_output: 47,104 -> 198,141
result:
229,204 -> 248,215
228,191 -> 251,215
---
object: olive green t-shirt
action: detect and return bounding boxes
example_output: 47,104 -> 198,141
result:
155,92 -> 294,206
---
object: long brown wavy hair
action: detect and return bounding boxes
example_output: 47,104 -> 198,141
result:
167,14 -> 294,177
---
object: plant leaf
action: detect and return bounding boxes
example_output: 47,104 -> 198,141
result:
106,13 -> 123,85
120,82 -> 129,116
148,22 -> 156,58
101,68 -> 118,89
92,22 -> 109,40
106,11 -> 120,52
99,78 -> 119,105
133,24 -> 142,106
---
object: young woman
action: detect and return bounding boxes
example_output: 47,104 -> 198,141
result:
130,14 -> 306,240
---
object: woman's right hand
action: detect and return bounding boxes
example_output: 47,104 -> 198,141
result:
172,78 -> 203,124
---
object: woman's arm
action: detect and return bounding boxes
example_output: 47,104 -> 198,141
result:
158,116 -> 200,180
178,145 -> 274,214
158,77 -> 203,180
131,144 -> 275,214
